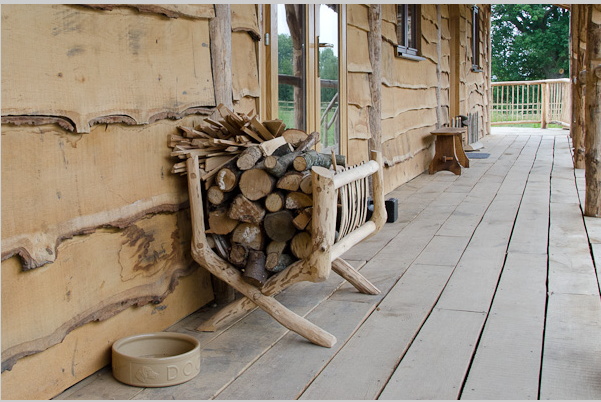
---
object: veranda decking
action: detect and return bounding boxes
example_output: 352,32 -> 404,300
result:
56,127 -> 601,400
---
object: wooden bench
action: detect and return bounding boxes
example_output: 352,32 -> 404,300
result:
186,150 -> 387,347
429,127 -> 470,175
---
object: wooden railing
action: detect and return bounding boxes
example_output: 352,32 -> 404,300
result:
491,79 -> 570,128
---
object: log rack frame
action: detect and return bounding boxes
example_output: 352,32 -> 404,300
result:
186,150 -> 387,347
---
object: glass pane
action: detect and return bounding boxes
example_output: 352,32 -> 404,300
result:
319,4 -> 339,152
278,4 -> 306,131
407,5 -> 413,48
397,5 -> 406,46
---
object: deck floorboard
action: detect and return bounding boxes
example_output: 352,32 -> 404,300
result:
55,128 -> 601,400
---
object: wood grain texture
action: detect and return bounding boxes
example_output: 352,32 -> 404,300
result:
82,4 -> 215,19
347,4 -> 369,31
1,265 -> 211,400
231,31 -> 260,100
347,25 -> 372,73
1,119 -> 196,270
1,211 -> 211,373
231,4 -> 260,39
1,5 -> 215,133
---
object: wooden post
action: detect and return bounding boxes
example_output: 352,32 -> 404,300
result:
584,5 -> 601,217
309,166 -> 337,282
572,5 -> 588,168
209,5 -> 233,115
367,4 -> 382,153
541,82 -> 549,129
435,5 -> 443,128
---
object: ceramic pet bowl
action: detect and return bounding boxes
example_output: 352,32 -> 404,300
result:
112,332 -> 200,387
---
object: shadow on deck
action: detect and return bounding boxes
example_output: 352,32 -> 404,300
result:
56,127 -> 601,400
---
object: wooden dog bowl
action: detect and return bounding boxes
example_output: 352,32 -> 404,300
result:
112,332 -> 200,387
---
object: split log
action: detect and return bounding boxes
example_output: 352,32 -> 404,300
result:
272,143 -> 294,157
231,223 -> 264,250
292,208 -> 312,231
286,192 -> 313,209
276,171 -> 303,191
263,119 -> 286,137
229,243 -> 248,268
265,240 -> 287,270
267,253 -> 296,273
215,166 -> 241,192
207,186 -> 234,205
293,150 -> 345,172
282,129 -> 309,147
264,191 -> 286,212
237,145 -> 263,170
208,208 -> 239,235
259,137 -> 288,156
290,231 -> 312,259
242,250 -> 269,287
263,210 -> 296,242
264,132 -> 320,177
299,171 -> 313,194
239,168 -> 276,200
228,194 -> 266,225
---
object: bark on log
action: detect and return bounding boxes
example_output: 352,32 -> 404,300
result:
264,191 -> 286,212
265,240 -> 287,270
208,208 -> 239,235
299,171 -> 313,194
267,253 -> 296,273
290,231 -> 312,260
237,146 -> 263,170
584,4 -> 601,217
571,4 -> 586,168
228,194 -> 266,224
229,243 -> 249,268
263,210 -> 296,242
285,192 -> 313,209
215,166 -> 241,192
239,168 -> 276,200
242,250 -> 269,287
207,186 -> 234,205
276,171 -> 303,191
272,143 -> 294,157
264,132 -> 319,177
292,150 -> 345,171
231,223 -> 264,250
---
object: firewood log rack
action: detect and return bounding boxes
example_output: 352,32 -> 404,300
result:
186,150 -> 387,347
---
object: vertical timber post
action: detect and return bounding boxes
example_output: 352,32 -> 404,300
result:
571,4 -> 586,168
209,4 -> 236,303
541,82 -> 549,129
367,4 -> 382,153
584,4 -> 601,217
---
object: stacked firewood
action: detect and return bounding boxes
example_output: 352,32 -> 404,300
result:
169,104 -> 345,287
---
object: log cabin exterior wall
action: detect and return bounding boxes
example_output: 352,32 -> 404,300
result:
1,4 -> 491,399
0,4 -> 260,399
346,4 -> 491,194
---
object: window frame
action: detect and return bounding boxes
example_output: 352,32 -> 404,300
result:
396,4 -> 423,60
471,5 -> 483,72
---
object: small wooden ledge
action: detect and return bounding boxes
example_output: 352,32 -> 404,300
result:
429,127 -> 470,175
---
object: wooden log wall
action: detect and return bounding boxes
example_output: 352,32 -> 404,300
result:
0,4 -> 262,399
345,4 -> 491,194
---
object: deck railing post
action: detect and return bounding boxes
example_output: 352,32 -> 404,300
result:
541,82 -> 549,129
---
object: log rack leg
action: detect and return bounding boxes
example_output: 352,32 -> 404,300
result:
331,258 -> 380,295
197,261 -> 313,332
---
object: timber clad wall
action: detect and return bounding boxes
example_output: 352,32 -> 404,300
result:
0,4 -> 257,399
346,4 -> 491,194
1,4 -> 490,399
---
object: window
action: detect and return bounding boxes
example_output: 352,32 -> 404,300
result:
396,4 -> 422,59
471,5 -> 482,72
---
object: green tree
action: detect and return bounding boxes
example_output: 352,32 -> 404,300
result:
491,4 -> 569,81
278,33 -> 294,102
319,47 -> 339,102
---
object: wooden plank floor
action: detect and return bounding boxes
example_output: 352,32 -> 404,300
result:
55,128 -> 601,400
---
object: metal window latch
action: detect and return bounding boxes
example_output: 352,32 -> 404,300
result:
319,42 -> 333,48
265,33 -> 270,46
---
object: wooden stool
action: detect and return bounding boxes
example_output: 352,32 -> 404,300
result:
429,127 -> 470,175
